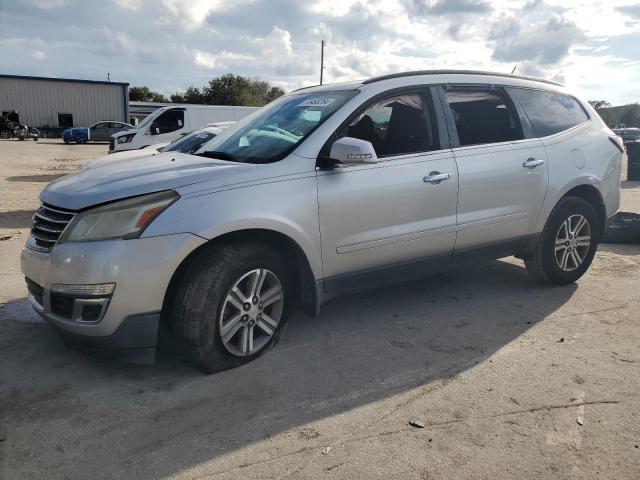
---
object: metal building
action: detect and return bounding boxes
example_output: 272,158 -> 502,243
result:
0,74 -> 129,129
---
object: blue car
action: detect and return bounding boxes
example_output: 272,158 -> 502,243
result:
62,121 -> 132,144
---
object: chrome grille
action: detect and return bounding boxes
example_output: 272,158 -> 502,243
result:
30,203 -> 76,252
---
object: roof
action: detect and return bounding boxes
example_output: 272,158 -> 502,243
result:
362,70 -> 564,87
0,74 -> 128,87
293,69 -> 564,94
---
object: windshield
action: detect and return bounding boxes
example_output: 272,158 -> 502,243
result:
161,129 -> 218,153
136,109 -> 164,129
193,90 -> 357,163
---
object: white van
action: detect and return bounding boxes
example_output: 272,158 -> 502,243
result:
109,105 -> 257,153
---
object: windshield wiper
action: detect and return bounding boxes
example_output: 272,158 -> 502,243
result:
195,150 -> 238,162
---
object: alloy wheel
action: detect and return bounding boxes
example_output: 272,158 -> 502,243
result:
218,268 -> 284,357
554,214 -> 591,272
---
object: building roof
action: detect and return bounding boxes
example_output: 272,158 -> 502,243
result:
0,74 -> 128,87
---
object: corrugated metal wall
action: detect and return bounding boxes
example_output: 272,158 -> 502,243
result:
0,77 -> 127,128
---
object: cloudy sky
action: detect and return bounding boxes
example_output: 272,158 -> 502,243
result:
1,0 -> 639,105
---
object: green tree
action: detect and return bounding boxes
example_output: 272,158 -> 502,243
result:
129,86 -> 168,103
171,86 -> 207,104
170,75 -> 286,106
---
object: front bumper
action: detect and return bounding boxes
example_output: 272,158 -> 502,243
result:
21,233 -> 206,356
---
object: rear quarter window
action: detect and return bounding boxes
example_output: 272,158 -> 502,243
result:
510,88 -> 589,137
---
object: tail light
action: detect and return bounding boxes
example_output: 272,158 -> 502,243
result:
609,135 -> 624,153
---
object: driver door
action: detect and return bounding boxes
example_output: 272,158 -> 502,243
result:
316,89 -> 458,291
91,122 -> 109,141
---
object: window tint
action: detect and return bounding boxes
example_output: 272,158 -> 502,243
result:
155,109 -> 184,134
344,93 -> 437,157
510,89 -> 588,137
445,89 -> 523,146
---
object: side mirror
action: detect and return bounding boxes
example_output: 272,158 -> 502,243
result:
150,122 -> 160,135
329,137 -> 378,165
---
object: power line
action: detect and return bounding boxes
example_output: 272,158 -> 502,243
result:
320,40 -> 325,85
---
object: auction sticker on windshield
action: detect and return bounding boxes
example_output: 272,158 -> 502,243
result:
298,97 -> 336,107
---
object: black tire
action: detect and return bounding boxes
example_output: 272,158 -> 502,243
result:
170,242 -> 290,373
18,135 -> 25,141
525,196 -> 599,285
0,130 -> 11,140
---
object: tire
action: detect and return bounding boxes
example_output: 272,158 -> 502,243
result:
0,130 -> 10,140
171,242 -> 290,373
18,135 -> 25,141
525,196 -> 599,285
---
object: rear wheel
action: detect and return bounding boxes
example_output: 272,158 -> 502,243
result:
525,196 -> 598,285
171,242 -> 290,373
0,130 -> 10,140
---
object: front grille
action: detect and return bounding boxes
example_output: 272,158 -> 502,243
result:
109,137 -> 115,151
25,277 -> 44,306
30,203 -> 76,252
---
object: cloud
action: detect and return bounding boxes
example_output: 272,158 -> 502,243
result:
193,50 -> 216,69
33,50 -> 46,60
617,3 -> 640,20
403,0 -> 491,16
489,12 -> 585,66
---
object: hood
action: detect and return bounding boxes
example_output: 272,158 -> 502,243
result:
41,152 -> 253,210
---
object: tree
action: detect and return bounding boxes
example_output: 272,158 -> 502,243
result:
588,100 -> 611,110
169,75 -> 286,106
129,86 -> 168,103
170,86 -> 207,104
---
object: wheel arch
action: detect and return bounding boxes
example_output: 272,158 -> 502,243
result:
557,183 -> 607,241
161,229 -> 320,331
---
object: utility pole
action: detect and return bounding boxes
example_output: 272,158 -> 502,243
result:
320,40 -> 325,85
107,73 -> 111,82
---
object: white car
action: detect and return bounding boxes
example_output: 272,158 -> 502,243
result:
110,104 -> 256,152
22,70 -> 622,372
85,123 -> 233,169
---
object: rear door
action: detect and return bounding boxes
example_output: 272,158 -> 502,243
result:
317,87 -> 459,290
440,86 -> 548,252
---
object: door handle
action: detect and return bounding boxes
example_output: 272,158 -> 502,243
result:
423,171 -> 451,184
523,158 -> 545,169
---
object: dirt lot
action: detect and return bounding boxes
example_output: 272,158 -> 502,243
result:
1,139 -> 639,479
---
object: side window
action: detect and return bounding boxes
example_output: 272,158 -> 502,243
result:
445,89 -> 523,146
343,93 -> 437,157
510,88 -> 589,137
155,109 -> 184,134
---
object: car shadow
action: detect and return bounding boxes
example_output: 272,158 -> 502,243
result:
6,174 -> 66,183
0,258 -> 577,479
0,209 -> 36,229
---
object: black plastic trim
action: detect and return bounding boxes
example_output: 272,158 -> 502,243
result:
322,234 -> 540,294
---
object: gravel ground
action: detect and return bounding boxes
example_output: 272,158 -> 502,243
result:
0,139 -> 639,480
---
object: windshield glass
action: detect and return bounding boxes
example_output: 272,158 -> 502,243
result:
194,90 -> 357,163
161,129 -> 218,153
136,109 -> 164,129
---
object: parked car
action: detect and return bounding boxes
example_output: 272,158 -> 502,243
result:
62,121 -> 132,144
21,70 -> 622,372
82,122 -> 234,169
109,105 -> 257,153
612,128 -> 640,144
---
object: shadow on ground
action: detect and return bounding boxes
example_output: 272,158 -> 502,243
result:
0,210 -> 36,229
0,259 -> 576,479
6,174 -> 66,183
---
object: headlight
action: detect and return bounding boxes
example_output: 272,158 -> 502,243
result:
59,191 -> 179,243
118,133 -> 136,144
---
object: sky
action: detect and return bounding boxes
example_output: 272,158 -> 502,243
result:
1,0 -> 639,105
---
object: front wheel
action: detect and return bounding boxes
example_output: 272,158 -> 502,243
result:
525,196 -> 598,285
171,243 -> 289,373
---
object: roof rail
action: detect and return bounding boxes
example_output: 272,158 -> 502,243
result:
362,70 -> 564,87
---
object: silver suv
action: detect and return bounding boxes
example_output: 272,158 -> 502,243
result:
21,70 -> 622,372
